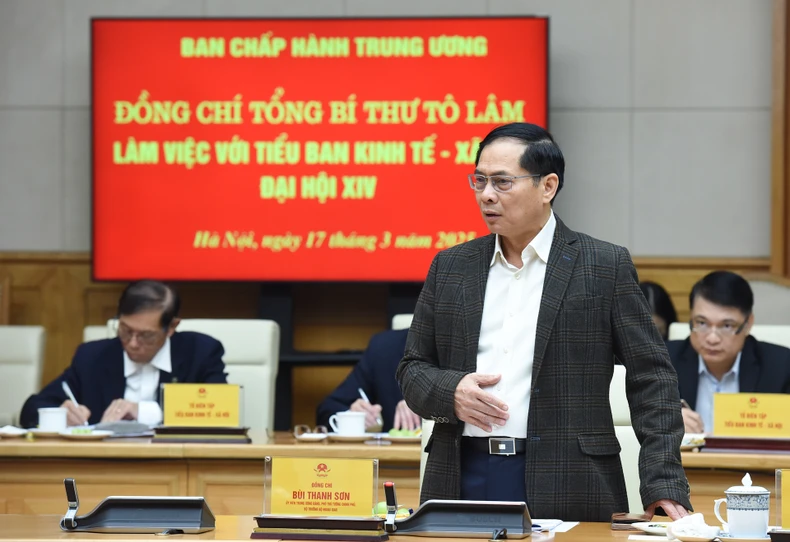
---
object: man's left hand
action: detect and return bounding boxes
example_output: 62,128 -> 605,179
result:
101,399 -> 139,423
393,400 -> 422,431
645,499 -> 689,521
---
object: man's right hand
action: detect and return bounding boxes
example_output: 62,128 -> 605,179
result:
681,407 -> 704,433
60,400 -> 91,426
350,399 -> 383,430
454,373 -> 509,432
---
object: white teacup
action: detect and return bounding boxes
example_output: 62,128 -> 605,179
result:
328,411 -> 366,436
38,407 -> 68,432
714,481 -> 770,538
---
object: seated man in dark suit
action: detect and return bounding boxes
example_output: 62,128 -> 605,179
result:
667,271 -> 790,434
20,280 -> 227,427
317,329 -> 420,432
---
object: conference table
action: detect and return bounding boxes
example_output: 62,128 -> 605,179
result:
0,431 -> 784,528
0,515 -> 667,541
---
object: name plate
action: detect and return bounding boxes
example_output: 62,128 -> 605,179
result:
162,383 -> 240,427
779,470 -> 790,529
713,393 -> 790,437
266,457 -> 377,517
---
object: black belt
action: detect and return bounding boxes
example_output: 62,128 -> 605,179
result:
462,437 -> 526,455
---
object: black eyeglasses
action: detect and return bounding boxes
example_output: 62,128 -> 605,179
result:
689,314 -> 750,337
114,321 -> 165,345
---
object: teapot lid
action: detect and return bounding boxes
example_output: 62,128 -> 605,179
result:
726,473 -> 769,493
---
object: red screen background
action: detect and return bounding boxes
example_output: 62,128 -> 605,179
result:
92,18 -> 548,281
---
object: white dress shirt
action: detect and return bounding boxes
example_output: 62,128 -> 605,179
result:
123,338 -> 172,425
695,353 -> 741,434
463,212 -> 556,438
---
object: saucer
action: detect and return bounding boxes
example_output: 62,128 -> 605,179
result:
632,521 -> 671,535
294,433 -> 328,442
668,530 -> 719,542
327,433 -> 369,443
681,433 -> 706,451
59,429 -> 113,440
671,535 -> 717,542
0,426 -> 28,437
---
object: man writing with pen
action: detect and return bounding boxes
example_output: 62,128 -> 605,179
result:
317,329 -> 421,432
19,281 -> 227,428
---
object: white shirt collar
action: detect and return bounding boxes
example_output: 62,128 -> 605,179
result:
124,337 -> 172,377
491,210 -> 556,267
698,351 -> 742,381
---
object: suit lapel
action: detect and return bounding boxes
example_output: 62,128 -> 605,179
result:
738,337 -> 760,393
677,340 -> 700,409
105,339 -> 127,404
159,334 -> 181,389
531,218 -> 578,388
463,236 -> 496,372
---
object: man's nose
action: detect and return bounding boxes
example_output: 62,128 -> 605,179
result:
481,181 -> 498,201
705,330 -> 723,344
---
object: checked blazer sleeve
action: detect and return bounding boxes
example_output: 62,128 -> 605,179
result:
611,246 -> 691,510
396,253 -> 469,423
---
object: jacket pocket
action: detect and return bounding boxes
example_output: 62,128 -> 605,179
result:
577,432 -> 621,456
562,295 -> 603,312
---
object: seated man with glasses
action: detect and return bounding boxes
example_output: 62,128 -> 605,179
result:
667,271 -> 790,434
20,280 -> 227,428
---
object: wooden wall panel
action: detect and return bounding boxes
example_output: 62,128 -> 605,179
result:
772,0 -> 790,276
0,274 -> 9,325
187,460 -> 266,516
292,283 -> 388,351
0,252 -> 773,428
292,366 -> 356,427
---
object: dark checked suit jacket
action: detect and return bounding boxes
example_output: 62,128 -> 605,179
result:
396,215 -> 691,522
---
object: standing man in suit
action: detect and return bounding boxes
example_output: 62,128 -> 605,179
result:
669,271 -> 790,434
396,123 -> 691,522
20,280 -> 227,427
317,329 -> 420,432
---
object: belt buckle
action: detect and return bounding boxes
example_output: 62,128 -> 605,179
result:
488,437 -> 516,456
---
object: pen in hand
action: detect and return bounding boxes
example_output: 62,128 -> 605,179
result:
358,388 -> 383,429
62,382 -> 89,426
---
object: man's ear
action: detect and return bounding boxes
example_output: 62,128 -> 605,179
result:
744,312 -> 755,335
167,318 -> 181,337
542,173 -> 559,204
